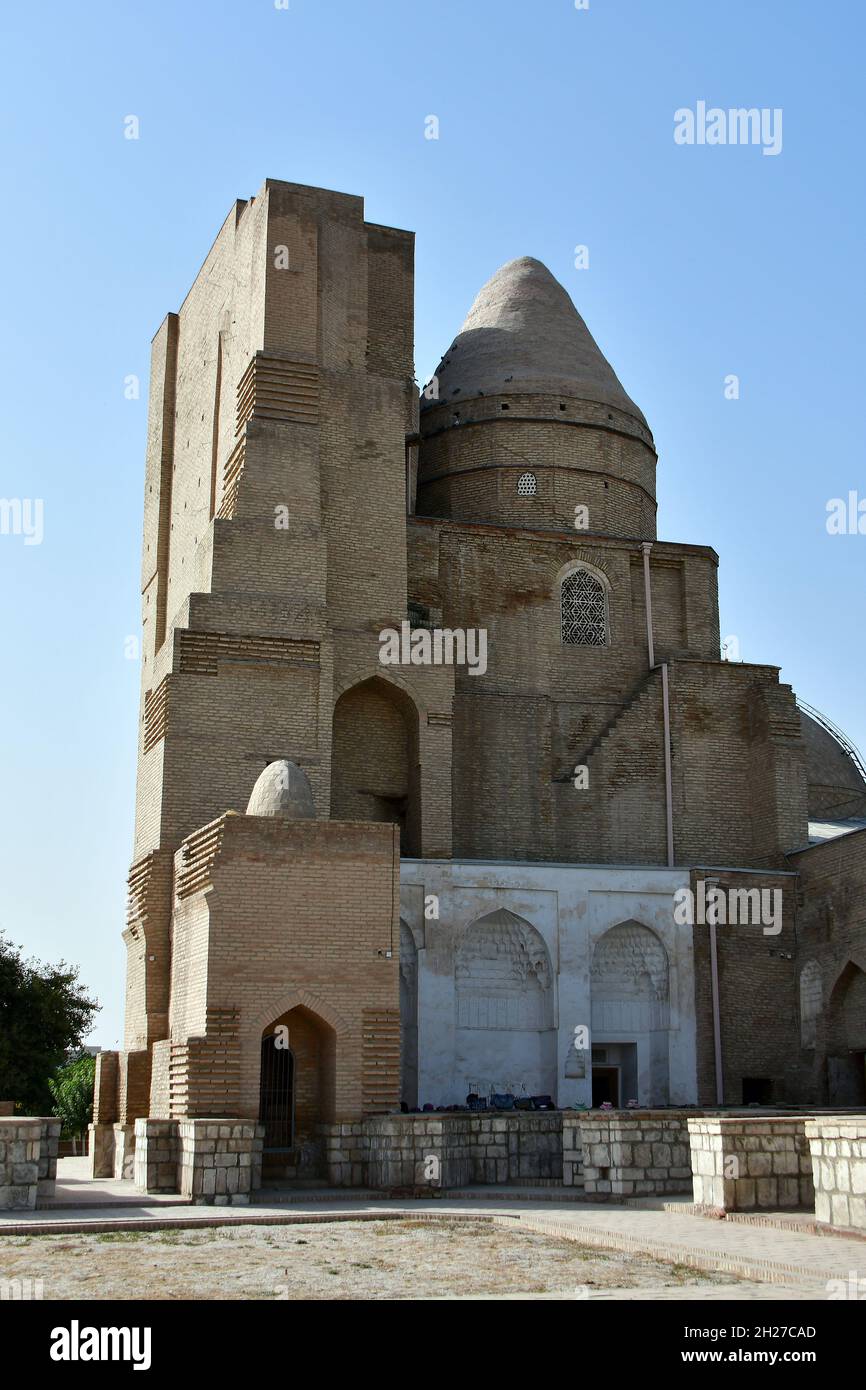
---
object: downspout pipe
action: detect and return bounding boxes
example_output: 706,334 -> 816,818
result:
641,541 -> 655,669
641,542 -> 673,866
706,877 -> 725,1106
643,541 -> 723,1103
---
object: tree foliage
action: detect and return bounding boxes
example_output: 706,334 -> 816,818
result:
0,933 -> 100,1114
49,1054 -> 97,1139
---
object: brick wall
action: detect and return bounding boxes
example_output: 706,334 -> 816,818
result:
167,815 -> 400,1125
787,829 -> 866,1103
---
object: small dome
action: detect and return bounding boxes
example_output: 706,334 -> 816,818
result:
422,256 -> 647,429
246,760 -> 315,819
800,710 -> 866,820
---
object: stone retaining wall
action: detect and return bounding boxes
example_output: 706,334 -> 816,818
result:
0,1119 -> 42,1209
806,1117 -> 866,1233
578,1110 -> 698,1198
322,1112 -> 572,1189
133,1117 -> 264,1204
36,1119 -> 61,1198
0,1117 -> 60,1209
688,1116 -> 813,1212
133,1119 -> 179,1194
177,1119 -> 264,1205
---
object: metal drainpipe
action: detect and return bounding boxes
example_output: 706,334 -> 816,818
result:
706,877 -> 725,1105
641,542 -> 674,867
644,546 -> 721,1100
641,542 -> 655,668
660,664 -> 674,869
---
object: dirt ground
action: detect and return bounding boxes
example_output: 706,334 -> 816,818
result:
0,1217 -> 746,1300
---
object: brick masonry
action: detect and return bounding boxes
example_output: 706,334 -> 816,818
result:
97,176 -> 866,1142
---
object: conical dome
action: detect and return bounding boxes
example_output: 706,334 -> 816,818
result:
246,760 -> 316,819
422,256 -> 647,430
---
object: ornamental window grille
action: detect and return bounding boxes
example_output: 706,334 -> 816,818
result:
517,471 -> 537,497
561,568 -> 607,645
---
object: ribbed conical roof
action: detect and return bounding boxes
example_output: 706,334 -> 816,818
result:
422,256 -> 647,429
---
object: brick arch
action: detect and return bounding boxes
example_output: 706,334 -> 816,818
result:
591,920 -> 670,1027
331,675 -> 421,854
455,908 -> 554,1031
333,667 -> 429,718
238,989 -> 348,1125
826,958 -> 866,1052
553,555 -> 613,592
251,987 -> 350,1041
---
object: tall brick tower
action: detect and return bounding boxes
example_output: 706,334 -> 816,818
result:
92,181 -> 454,1193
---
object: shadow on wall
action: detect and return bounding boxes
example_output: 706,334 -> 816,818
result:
331,677 -> 420,854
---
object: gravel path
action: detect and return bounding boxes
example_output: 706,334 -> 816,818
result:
0,1218 -> 747,1301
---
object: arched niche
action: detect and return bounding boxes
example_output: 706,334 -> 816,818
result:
331,676 -> 421,855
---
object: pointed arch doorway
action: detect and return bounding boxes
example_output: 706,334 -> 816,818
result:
258,1005 -> 336,1179
259,1032 -> 295,1150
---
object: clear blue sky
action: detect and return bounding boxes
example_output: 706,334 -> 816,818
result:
1,0 -> 863,1046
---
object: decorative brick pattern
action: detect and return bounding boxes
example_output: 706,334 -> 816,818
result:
236,353 -> 319,432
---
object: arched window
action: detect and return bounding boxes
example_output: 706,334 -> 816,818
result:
561,566 -> 608,645
517,471 -> 537,497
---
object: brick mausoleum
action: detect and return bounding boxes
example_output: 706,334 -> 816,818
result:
87,178 -> 866,1204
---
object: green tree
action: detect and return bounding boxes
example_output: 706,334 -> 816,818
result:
49,1053 -> 97,1142
0,933 -> 100,1114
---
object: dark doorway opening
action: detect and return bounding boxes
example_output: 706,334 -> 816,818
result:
592,1066 -> 620,1107
742,1077 -> 773,1105
259,1033 -> 295,1151
828,1053 -> 866,1106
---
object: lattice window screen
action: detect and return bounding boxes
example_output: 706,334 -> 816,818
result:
561,568 -> 607,646
517,471 -> 537,496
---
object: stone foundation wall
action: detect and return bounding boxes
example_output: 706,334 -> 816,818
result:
36,1119 -> 61,1197
0,1118 -> 59,1209
112,1123 -> 136,1181
806,1118 -> 866,1232
0,1119 -> 42,1209
578,1111 -> 698,1198
562,1115 -> 583,1187
322,1112 -> 571,1188
133,1116 -> 264,1203
177,1119 -> 264,1205
688,1116 -> 813,1212
133,1119 -> 179,1193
